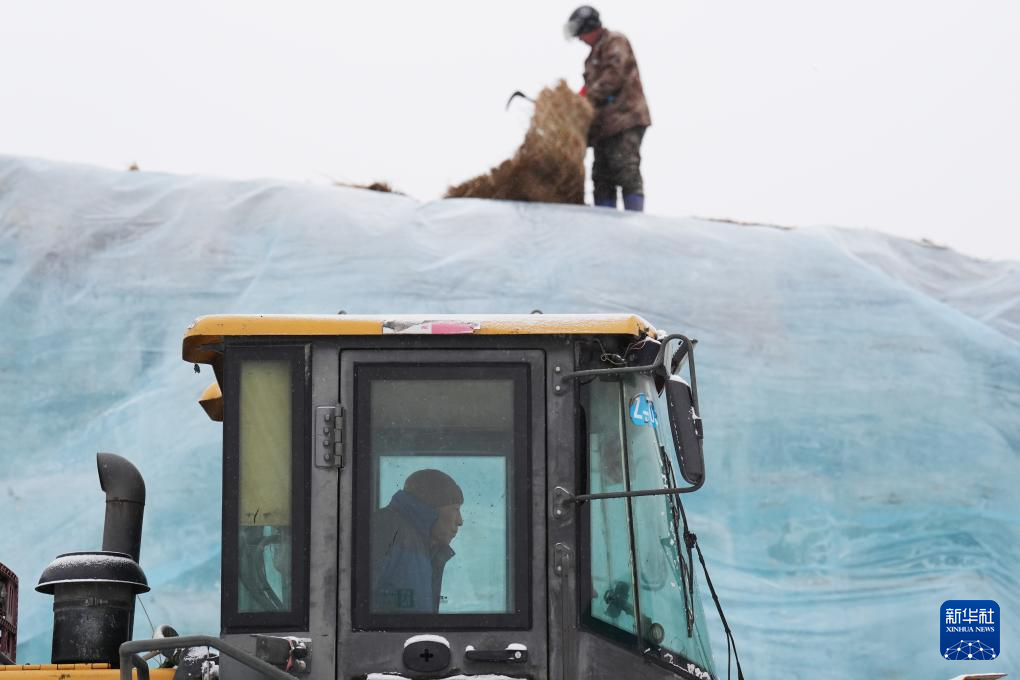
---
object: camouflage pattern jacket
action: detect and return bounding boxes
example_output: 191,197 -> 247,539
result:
583,29 -> 652,144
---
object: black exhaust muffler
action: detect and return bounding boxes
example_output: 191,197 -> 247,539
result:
97,452 -> 146,562
36,453 -> 149,666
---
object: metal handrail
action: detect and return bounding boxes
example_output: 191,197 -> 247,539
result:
120,634 -> 296,680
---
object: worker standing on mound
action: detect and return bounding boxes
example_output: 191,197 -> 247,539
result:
565,6 -> 652,212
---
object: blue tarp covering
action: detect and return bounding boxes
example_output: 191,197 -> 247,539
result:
1,155 -> 1017,677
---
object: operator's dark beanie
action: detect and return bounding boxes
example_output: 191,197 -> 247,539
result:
404,469 -> 464,508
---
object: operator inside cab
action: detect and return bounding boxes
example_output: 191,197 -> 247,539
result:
353,369 -> 527,626
370,469 -> 464,613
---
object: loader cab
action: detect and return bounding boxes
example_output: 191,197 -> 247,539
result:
183,314 -> 718,680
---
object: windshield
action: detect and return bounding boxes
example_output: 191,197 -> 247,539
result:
582,373 -> 716,675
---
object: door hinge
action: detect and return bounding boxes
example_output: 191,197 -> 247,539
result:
553,542 -> 573,577
314,405 -> 344,468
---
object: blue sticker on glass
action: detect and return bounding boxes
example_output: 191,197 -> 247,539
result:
629,394 -> 658,427
940,600 -> 999,660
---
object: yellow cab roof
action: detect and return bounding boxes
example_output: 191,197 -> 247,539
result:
182,313 -> 656,364
183,314 -> 657,422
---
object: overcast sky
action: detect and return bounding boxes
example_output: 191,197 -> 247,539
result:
3,1 -> 1018,261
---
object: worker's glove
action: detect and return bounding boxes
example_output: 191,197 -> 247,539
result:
578,85 -> 588,97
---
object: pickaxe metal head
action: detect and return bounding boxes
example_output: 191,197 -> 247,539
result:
505,90 -> 536,110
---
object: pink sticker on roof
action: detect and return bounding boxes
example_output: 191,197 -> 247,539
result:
382,320 -> 481,335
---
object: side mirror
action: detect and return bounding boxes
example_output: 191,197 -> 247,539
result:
664,375 -> 704,486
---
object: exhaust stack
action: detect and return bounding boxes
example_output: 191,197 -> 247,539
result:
36,453 -> 149,666
98,452 -> 146,562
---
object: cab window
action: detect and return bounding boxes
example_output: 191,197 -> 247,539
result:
223,346 -> 309,632
583,377 -> 638,636
352,364 -> 531,629
581,374 -> 716,674
627,381 -> 715,667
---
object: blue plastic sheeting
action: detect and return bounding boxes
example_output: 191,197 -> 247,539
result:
1,155 -> 1018,677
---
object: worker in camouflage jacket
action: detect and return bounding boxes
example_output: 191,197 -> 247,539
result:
565,5 -> 652,212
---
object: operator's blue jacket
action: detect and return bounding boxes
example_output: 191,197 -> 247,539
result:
370,490 -> 454,613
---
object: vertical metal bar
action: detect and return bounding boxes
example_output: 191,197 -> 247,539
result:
617,381 -> 644,649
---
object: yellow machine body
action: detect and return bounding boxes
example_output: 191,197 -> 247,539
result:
0,664 -> 174,678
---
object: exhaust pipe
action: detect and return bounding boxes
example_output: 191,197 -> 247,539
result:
98,452 -> 146,562
36,453 -> 149,666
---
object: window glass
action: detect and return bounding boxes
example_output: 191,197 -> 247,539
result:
376,455 -> 507,613
583,378 -> 637,635
583,373 -> 715,674
237,359 -> 293,613
624,375 -> 715,667
358,369 -> 524,622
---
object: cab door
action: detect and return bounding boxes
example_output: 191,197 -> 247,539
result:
337,349 -> 548,679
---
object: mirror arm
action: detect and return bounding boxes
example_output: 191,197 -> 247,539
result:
558,362 -> 662,382
680,334 -> 701,414
666,333 -> 700,413
559,334 -> 697,383
561,481 -> 705,507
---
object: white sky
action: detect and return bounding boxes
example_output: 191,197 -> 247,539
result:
3,1 -> 1018,261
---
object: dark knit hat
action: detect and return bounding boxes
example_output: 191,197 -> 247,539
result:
403,469 -> 464,508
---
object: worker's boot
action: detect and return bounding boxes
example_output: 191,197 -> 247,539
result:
594,196 -> 617,208
623,193 -> 645,212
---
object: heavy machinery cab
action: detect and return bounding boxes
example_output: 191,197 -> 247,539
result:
180,313 -> 718,680
5,313 -> 726,680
